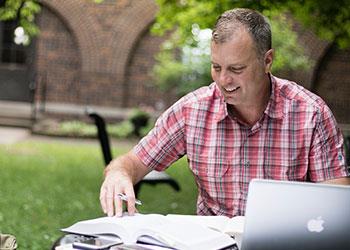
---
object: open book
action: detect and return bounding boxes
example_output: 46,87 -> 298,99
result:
165,214 -> 245,249
165,214 -> 245,236
62,213 -> 237,250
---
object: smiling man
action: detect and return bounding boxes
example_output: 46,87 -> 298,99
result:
100,8 -> 350,218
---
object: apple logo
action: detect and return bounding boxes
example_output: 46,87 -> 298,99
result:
307,216 -> 325,233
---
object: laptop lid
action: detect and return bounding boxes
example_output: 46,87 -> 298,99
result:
241,179 -> 350,250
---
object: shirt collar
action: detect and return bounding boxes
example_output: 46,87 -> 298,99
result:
214,74 -> 284,123
264,74 -> 284,120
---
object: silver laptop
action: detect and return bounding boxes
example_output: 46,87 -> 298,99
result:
241,179 -> 350,250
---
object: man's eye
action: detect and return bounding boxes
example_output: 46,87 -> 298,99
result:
230,67 -> 244,73
213,66 -> 221,72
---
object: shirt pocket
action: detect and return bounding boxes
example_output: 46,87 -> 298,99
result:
189,154 -> 231,177
188,153 -> 237,200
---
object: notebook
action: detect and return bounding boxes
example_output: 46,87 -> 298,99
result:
241,179 -> 350,250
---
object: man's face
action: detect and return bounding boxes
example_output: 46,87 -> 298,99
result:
211,28 -> 272,107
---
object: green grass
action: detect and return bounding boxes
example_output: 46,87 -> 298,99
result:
0,139 -> 197,249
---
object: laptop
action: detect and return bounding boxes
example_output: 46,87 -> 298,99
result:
240,179 -> 350,250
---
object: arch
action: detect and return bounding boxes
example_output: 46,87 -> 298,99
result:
310,43 -> 335,92
39,0 -> 99,73
311,43 -> 350,124
107,0 -> 158,80
38,0 -> 158,88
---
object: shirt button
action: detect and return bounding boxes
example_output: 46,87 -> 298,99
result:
244,160 -> 250,167
338,153 -> 343,161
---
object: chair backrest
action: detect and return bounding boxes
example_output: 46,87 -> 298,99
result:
87,111 -> 112,165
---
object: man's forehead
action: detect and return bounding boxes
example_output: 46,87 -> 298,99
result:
211,28 -> 258,56
211,35 -> 254,56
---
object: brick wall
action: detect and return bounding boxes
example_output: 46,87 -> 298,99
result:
33,0 -> 350,125
35,0 -> 164,111
125,29 -> 177,109
35,6 -> 80,104
275,20 -> 350,125
313,45 -> 350,124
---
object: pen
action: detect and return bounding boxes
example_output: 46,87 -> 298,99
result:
117,193 -> 142,205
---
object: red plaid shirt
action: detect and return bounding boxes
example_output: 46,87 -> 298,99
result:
134,75 -> 349,217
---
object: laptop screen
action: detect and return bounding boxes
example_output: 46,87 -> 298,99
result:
241,179 -> 350,250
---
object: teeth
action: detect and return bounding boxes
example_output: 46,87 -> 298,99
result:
225,86 -> 239,92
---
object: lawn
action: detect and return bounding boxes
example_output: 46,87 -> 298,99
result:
0,138 -> 197,249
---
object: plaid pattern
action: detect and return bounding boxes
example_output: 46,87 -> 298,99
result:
134,75 -> 349,217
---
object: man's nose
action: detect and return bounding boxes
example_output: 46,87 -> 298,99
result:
220,71 -> 233,83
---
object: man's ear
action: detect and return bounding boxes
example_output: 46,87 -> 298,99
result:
264,49 -> 274,73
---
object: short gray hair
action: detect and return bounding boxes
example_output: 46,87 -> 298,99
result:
212,8 -> 271,58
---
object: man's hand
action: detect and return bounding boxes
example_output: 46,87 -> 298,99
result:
99,151 -> 151,217
100,167 -> 137,217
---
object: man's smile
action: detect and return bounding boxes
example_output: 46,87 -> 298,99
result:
223,86 -> 240,93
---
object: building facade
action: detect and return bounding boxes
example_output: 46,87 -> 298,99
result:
0,0 -> 349,127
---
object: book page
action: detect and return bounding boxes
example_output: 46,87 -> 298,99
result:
223,216 -> 245,235
165,214 -> 244,234
62,213 -> 236,249
133,218 -> 235,250
62,214 -> 166,244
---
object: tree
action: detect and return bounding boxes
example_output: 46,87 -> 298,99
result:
152,0 -> 350,49
0,0 -> 41,42
152,7 -> 315,96
5,0 -> 349,48
0,0 -> 102,43
151,1 -> 350,97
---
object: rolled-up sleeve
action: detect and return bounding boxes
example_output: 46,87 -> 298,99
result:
308,104 -> 349,181
133,99 -> 186,171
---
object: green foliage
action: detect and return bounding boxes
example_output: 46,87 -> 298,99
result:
2,0 -> 349,48
153,0 -> 350,49
152,9 -> 312,97
151,1 -> 350,96
0,139 -> 196,249
128,108 -> 150,123
154,24 -> 209,95
36,115 -> 154,139
108,120 -> 134,139
268,11 -> 313,73
0,0 -> 103,43
128,108 -> 151,137
0,0 -> 41,41
287,0 -> 350,48
59,121 -> 97,137
139,120 -> 154,137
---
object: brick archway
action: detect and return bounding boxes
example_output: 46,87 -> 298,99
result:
107,1 -> 158,80
39,0 -> 97,73
311,44 -> 350,124
39,0 -> 157,85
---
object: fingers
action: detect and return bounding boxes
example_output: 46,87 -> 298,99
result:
99,184 -> 107,214
124,186 -> 137,216
99,177 -> 123,217
99,172 -> 137,217
114,186 -> 123,217
106,184 -> 117,217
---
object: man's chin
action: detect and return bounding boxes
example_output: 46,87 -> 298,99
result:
224,98 -> 239,106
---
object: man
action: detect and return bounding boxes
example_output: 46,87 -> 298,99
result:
100,8 -> 350,218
